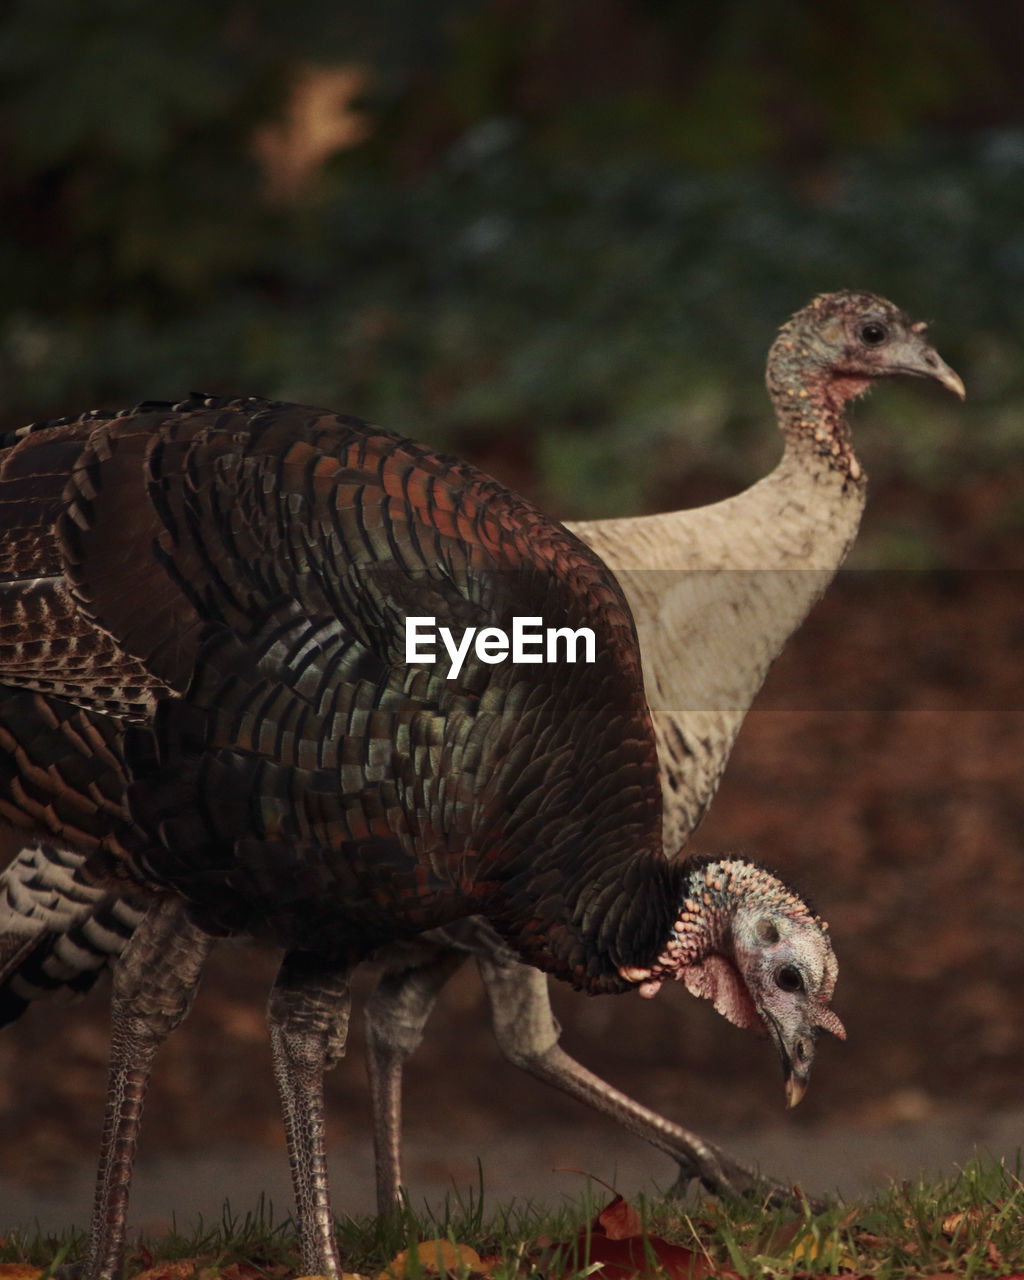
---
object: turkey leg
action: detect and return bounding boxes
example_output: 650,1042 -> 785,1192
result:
267,952 -> 352,1277
364,947 -> 468,1215
364,938 -> 801,1209
84,896 -> 212,1280
476,952 -> 797,1201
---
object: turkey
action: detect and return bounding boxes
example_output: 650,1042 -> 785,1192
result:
0,398 -> 843,1280
0,290 -> 964,1217
351,289 -> 967,1207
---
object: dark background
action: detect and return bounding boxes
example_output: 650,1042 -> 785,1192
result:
2,0 -> 1024,1215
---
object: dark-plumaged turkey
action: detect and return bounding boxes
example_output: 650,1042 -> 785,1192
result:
0,393 -> 843,1278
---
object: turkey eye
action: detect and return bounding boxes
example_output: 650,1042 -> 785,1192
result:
776,965 -> 803,993
859,321 -> 888,346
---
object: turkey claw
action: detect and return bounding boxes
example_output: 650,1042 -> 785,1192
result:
668,1150 -> 827,1213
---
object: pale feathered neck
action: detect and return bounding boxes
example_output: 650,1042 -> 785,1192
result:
765,306 -> 873,489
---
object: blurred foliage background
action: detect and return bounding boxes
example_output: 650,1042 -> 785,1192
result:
1,0 -> 1022,563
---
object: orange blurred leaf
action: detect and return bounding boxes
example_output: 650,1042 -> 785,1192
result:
0,1266 -> 45,1280
376,1239 -> 493,1279
942,1207 -> 988,1236
200,1266 -> 265,1280
130,1259 -> 275,1280
129,1263 -> 202,1280
989,1241 -> 1008,1271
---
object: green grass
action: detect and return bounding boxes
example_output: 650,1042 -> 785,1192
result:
4,1157 -> 1024,1278
648,1156 -> 1024,1277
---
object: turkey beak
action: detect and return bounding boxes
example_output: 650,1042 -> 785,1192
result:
894,339 -> 966,400
765,1015 -> 814,1109
770,1002 -> 846,1107
785,1071 -> 809,1110
926,354 -> 965,401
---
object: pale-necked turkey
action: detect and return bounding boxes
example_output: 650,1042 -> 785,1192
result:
0,399 -> 843,1279
353,290 -> 966,1208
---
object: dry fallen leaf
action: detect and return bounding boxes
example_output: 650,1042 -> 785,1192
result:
376,1239 -> 492,1279
200,1266 -> 264,1280
596,1196 -> 644,1241
762,1215 -> 858,1270
552,1193 -> 731,1280
129,1257 -> 276,1280
942,1207 -> 989,1236
0,1266 -> 44,1280
989,1241 -> 1008,1272
787,1233 -> 857,1269
129,1262 -> 202,1280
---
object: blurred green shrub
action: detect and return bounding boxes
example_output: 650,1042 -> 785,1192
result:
0,1 -> 1018,538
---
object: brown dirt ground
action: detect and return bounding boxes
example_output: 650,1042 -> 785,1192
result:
2,476 -> 1024,1196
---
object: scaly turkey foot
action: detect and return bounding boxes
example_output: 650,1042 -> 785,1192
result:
666,1144 -> 825,1212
